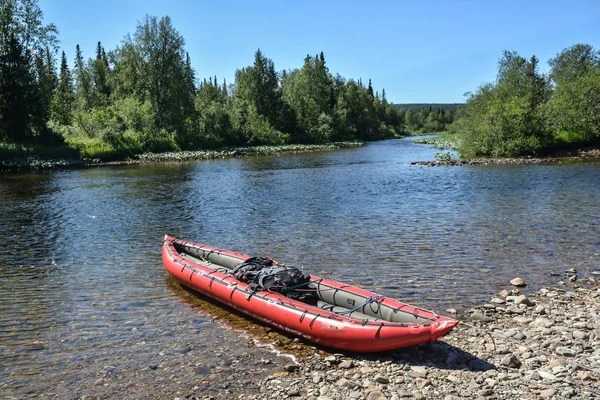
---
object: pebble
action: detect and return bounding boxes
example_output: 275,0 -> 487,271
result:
374,374 -> 389,384
284,364 -> 300,372
514,331 -> 527,340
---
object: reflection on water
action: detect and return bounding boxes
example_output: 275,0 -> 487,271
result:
1,137 -> 599,397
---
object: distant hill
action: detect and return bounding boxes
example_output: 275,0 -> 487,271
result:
392,103 -> 464,112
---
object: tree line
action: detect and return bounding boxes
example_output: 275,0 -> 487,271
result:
0,0 -> 410,159
393,104 -> 459,133
451,45 -> 600,157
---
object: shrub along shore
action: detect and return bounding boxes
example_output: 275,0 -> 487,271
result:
0,142 -> 365,173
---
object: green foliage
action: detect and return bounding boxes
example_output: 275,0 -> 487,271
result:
136,141 -> 364,163
1,6 -> 405,162
0,0 -> 58,144
413,134 -> 459,150
392,104 -> 461,134
51,51 -> 74,124
452,51 -> 552,157
282,53 -> 334,142
451,45 -> 600,157
547,44 -> 600,144
434,152 -> 458,162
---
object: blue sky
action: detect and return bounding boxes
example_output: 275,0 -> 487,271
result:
39,0 -> 600,103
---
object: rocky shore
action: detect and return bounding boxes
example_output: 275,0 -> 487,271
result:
230,272 -> 600,400
410,147 -> 600,167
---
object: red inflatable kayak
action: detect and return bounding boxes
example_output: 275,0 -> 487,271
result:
162,236 -> 458,352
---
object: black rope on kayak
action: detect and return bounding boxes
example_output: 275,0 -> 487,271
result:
362,319 -> 369,326
299,310 -> 307,323
368,296 -> 384,317
246,288 -> 258,301
316,279 -> 324,301
332,288 -> 339,305
209,276 -> 215,289
189,270 -> 196,280
309,314 -> 320,329
181,265 -> 186,272
279,280 -> 312,293
229,288 -> 235,300
375,322 -> 385,338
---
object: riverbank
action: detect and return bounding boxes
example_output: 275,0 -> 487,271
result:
0,142 -> 365,173
411,134 -> 600,166
234,272 -> 600,400
411,147 -> 600,167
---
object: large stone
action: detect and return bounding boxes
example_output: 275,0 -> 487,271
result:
374,374 -> 389,384
506,305 -> 526,314
339,360 -> 354,369
510,277 -> 526,287
555,347 -> 577,357
538,371 -> 558,381
514,295 -> 535,306
531,318 -> 553,328
539,388 -> 557,398
366,390 -> 387,400
501,354 -> 522,368
513,316 -> 533,325
415,378 -> 431,388
410,365 -> 427,376
572,322 -> 588,329
573,330 -> 589,340
470,312 -> 494,322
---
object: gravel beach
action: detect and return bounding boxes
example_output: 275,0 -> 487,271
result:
227,271 -> 600,400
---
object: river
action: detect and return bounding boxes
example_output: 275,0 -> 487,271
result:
1,136 -> 599,398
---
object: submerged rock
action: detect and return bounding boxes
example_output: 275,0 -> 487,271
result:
510,278 -> 527,287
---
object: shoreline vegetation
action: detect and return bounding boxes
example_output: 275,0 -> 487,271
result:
0,0 -> 455,170
4,0 -> 599,170
0,141 -> 365,172
412,134 -> 600,166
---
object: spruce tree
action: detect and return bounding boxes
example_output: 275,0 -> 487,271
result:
52,51 -> 74,125
74,44 -> 92,109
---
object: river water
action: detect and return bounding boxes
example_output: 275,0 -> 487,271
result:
1,137 -> 599,398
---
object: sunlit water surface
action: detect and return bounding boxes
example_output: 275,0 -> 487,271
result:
1,137 -> 599,397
